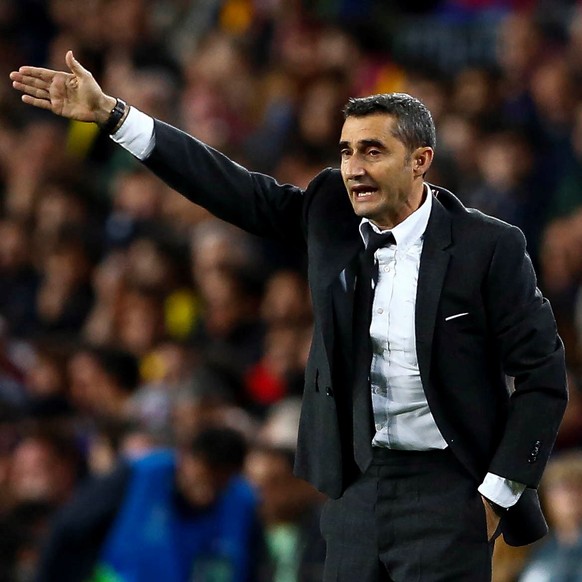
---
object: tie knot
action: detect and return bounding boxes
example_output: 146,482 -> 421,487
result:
365,230 -> 395,255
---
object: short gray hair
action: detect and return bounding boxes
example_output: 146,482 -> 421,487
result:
343,93 -> 436,152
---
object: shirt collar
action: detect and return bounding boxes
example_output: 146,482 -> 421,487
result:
359,183 -> 432,250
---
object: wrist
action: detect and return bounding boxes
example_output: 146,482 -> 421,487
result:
94,95 -> 117,126
483,496 -> 508,517
98,97 -> 129,134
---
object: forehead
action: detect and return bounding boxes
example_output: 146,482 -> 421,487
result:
340,113 -> 398,144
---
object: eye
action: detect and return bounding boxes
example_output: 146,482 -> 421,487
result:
368,149 -> 381,157
340,149 -> 351,159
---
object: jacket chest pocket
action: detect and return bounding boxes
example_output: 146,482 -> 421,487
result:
439,308 -> 486,337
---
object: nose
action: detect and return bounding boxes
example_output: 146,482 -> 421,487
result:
342,155 -> 365,180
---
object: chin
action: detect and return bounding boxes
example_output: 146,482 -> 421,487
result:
351,200 -> 375,218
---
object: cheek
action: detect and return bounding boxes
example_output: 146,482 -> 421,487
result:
340,170 -> 350,189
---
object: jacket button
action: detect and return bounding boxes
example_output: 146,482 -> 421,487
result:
325,386 -> 334,397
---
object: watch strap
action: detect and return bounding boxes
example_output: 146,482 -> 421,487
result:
101,98 -> 127,134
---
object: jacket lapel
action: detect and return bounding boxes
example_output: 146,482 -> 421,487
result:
416,192 -> 453,388
314,185 -> 454,385
319,234 -> 362,368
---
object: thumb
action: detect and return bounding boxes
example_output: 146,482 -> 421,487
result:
65,50 -> 89,77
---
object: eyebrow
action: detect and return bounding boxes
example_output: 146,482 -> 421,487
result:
339,138 -> 385,150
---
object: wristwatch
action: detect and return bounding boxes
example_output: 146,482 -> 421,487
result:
100,98 -> 128,134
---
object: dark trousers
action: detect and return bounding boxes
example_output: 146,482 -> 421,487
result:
320,448 -> 495,581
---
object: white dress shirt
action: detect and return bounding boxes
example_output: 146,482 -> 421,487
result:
110,107 -> 525,509
361,190 -> 448,450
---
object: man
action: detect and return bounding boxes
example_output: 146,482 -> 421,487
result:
11,52 -> 567,581
36,426 -> 260,582
245,444 -> 326,582
519,450 -> 582,581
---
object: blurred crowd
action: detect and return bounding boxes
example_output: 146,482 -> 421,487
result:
1,0 -> 582,580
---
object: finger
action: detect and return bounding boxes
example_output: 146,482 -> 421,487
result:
12,81 -> 49,100
16,66 -> 58,81
66,50 -> 90,77
12,73 -> 52,91
21,94 -> 53,111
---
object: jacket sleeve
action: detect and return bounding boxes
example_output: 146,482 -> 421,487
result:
142,119 -> 306,246
485,225 -> 567,487
35,462 -> 131,582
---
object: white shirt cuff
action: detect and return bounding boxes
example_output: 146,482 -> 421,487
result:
110,106 -> 155,160
478,472 -> 526,508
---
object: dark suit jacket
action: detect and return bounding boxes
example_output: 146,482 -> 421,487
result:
143,120 -> 567,546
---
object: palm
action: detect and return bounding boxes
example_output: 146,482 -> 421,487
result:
10,51 -> 108,124
48,71 -> 97,122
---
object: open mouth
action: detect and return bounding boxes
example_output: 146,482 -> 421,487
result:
352,185 -> 378,199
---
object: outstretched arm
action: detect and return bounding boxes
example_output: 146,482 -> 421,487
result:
10,50 -> 117,126
10,51 -> 310,243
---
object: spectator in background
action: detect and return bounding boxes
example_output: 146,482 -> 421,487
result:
495,12 -> 543,130
0,500 -> 55,582
31,180 -> 94,256
518,451 -> 582,581
84,416 -> 152,477
2,119 -> 70,225
36,426 -> 261,582
552,372 -> 582,453
35,230 -> 96,335
6,427 -> 81,509
260,269 -> 312,328
245,445 -> 326,582
67,343 -> 145,470
128,338 -> 199,439
67,344 -> 140,423
113,285 -> 167,359
189,218 -> 266,290
104,166 -> 165,248
83,230 -> 194,350
244,325 -> 307,413
432,111 -> 482,197
0,421 -> 84,580
464,128 -> 546,266
178,30 -> 255,156
82,249 -> 128,348
23,340 -> 71,419
0,316 -> 29,417
0,218 -> 40,338
188,219 -> 268,378
548,101 -> 582,221
171,364 -> 256,447
450,67 -> 502,124
195,265 -> 265,380
528,56 -> 577,180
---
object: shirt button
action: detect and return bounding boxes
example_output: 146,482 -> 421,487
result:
384,266 -> 390,272
377,308 -> 384,314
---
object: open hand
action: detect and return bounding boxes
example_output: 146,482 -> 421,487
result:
10,51 -> 115,125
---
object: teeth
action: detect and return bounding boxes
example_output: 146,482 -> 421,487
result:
356,191 -> 374,197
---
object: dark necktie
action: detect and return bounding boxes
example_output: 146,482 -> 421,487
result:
352,229 -> 396,472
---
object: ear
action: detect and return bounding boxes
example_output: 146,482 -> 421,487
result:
413,147 -> 434,177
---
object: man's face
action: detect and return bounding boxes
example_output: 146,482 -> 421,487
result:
175,453 -> 232,508
339,113 -> 431,229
